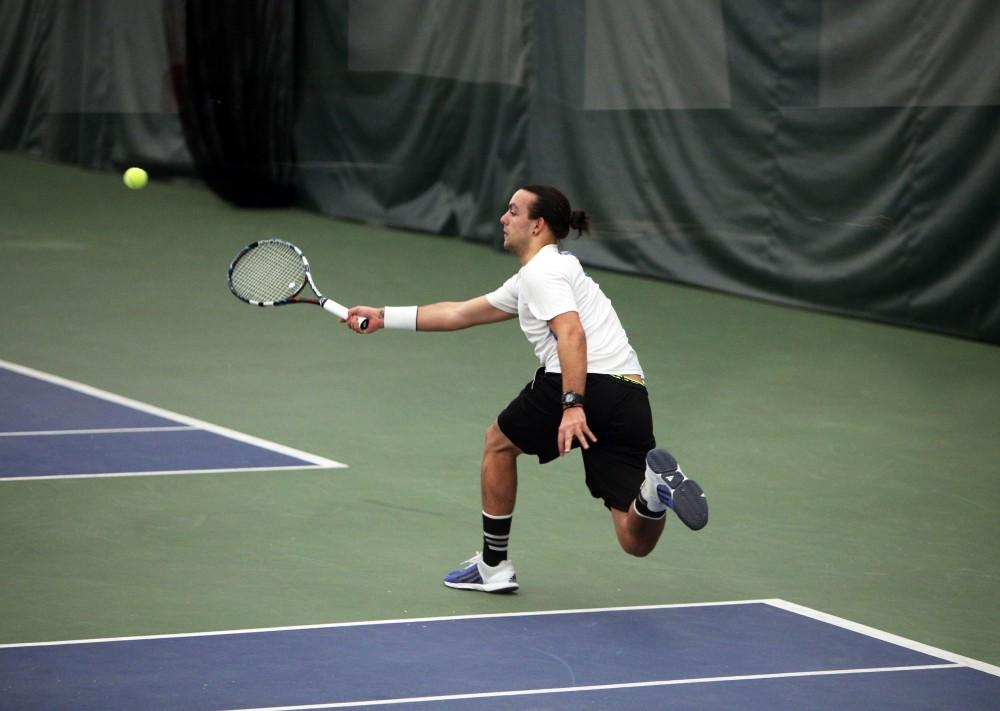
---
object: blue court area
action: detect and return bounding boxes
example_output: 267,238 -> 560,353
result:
0,361 -> 345,480
1,601 -> 997,710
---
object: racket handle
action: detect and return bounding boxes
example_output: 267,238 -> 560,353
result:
321,298 -> 369,330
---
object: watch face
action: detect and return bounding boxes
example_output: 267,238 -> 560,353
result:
562,392 -> 582,406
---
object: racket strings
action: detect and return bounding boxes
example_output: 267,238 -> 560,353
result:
229,241 -> 308,304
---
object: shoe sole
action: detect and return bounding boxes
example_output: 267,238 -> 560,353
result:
443,580 -> 519,593
666,479 -> 708,531
647,448 -> 709,531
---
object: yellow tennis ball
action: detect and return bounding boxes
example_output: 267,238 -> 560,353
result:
123,167 -> 148,190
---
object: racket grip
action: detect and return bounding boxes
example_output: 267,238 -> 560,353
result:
322,299 -> 369,330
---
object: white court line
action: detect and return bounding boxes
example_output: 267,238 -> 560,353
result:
224,664 -> 964,711
0,359 -> 347,475
767,599 -> 1000,677
2,466 -> 339,483
0,426 -> 197,437
0,600 -> 774,648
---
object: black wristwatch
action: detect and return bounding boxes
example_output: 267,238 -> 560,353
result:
561,391 -> 585,409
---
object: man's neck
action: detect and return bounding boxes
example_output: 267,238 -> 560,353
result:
517,238 -> 557,266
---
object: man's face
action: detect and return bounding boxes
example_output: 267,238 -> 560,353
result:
499,189 -> 539,256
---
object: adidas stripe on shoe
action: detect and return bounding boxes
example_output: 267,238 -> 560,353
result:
443,552 -> 519,593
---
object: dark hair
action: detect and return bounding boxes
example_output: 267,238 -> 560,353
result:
521,184 -> 590,240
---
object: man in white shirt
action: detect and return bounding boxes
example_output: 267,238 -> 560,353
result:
346,185 -> 708,592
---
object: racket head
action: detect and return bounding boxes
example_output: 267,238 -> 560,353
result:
227,239 -> 313,306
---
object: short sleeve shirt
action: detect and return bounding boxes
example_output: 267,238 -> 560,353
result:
486,244 -> 643,376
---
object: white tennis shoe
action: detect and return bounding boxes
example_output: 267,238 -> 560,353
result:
443,552 -> 519,593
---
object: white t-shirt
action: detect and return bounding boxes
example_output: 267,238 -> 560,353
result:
486,244 -> 644,376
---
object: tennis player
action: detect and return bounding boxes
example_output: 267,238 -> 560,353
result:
345,185 -> 708,593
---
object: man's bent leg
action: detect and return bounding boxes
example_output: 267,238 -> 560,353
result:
611,504 -> 665,558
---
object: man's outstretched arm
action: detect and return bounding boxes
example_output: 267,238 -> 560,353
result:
345,296 -> 515,333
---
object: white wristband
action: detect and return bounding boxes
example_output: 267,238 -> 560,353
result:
383,305 -> 418,330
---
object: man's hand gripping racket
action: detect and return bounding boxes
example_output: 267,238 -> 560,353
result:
227,239 -> 368,330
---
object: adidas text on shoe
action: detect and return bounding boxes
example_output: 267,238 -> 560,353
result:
646,448 -> 709,531
443,552 -> 519,593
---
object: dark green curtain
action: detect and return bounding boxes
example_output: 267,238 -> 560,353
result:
172,0 -> 295,207
294,0 -> 1000,343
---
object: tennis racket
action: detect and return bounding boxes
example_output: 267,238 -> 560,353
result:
227,239 -> 368,330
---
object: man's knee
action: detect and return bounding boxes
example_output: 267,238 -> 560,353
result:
485,421 -> 520,456
612,507 -> 661,557
619,537 -> 656,558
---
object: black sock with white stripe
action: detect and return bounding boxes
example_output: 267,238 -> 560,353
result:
634,494 -> 667,520
482,511 -> 512,566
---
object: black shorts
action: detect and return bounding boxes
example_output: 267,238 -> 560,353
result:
496,369 -> 656,512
